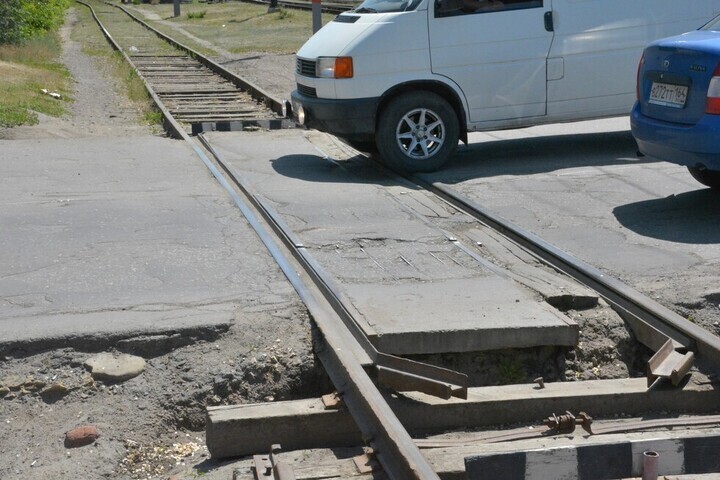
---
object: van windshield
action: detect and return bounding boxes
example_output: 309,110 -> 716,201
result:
701,14 -> 720,31
353,0 -> 423,13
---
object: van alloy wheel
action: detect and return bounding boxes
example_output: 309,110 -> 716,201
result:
377,91 -> 459,172
396,107 -> 445,159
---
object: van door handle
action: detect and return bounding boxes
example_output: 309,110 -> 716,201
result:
544,11 -> 554,32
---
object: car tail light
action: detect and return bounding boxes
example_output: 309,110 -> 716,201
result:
636,52 -> 645,101
706,64 -> 720,114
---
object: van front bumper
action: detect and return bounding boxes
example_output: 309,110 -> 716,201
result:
291,90 -> 379,142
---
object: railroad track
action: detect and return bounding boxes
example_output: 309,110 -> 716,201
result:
81,3 -> 720,478
198,129 -> 720,478
79,0 -> 290,136
241,0 -> 357,14
199,130 -> 720,478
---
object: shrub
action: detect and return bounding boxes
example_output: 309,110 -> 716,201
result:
0,0 -> 71,45
187,10 -> 207,19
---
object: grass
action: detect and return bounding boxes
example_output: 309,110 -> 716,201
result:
0,33 -> 72,128
130,0 -> 345,54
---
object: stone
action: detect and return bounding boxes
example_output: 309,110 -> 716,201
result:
65,425 -> 100,448
84,353 -> 146,382
24,379 -> 46,391
40,383 -> 70,401
2,375 -> 23,390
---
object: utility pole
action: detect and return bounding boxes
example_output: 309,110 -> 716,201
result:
312,0 -> 321,33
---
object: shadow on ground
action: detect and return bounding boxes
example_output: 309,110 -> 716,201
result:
270,153 -> 403,187
613,188 -> 720,244
272,131 -> 649,187
435,130 -> 653,183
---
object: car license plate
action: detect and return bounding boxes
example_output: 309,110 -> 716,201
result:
649,82 -> 688,108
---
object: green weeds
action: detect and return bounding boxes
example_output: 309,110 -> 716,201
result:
497,358 -> 525,384
187,10 -> 207,19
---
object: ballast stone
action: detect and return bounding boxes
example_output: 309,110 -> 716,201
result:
85,353 -> 146,382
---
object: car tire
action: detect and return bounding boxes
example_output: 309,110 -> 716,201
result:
688,166 -> 720,189
376,91 -> 459,173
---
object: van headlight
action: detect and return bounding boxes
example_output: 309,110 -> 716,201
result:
317,57 -> 354,79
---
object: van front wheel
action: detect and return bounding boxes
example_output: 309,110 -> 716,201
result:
376,91 -> 459,173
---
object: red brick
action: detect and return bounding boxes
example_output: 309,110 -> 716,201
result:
65,425 -> 100,448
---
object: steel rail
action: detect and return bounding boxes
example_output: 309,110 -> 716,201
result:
82,0 -> 288,136
184,131 -> 441,479
80,4 -> 442,476
197,135 -> 468,400
114,3 -> 288,116
415,414 -> 720,448
324,133 -> 720,374
76,0 -> 188,138
389,170 -> 720,372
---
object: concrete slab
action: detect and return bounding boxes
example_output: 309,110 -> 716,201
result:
206,377 -> 720,458
0,135 -> 287,353
464,432 -> 720,480
344,279 -> 576,354
229,430 -> 720,480
204,129 -> 580,354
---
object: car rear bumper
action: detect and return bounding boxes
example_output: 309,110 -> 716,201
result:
631,102 -> 720,171
290,90 -> 379,143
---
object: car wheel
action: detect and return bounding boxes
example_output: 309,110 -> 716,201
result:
688,166 -> 720,189
376,91 -> 459,173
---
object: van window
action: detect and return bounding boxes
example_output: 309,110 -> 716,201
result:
352,0 -> 423,14
701,14 -> 720,31
436,0 -> 542,17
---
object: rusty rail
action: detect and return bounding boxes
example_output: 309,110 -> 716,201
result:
397,172 -> 720,375
194,134 -> 448,478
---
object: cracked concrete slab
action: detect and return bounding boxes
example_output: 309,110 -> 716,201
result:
204,129 -> 580,354
0,135 -> 286,353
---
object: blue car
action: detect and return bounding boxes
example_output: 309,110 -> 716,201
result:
631,15 -> 720,189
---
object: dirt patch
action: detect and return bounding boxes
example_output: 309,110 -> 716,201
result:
0,307 -> 327,479
0,61 -> 40,84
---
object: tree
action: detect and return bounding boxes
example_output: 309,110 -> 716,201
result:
0,0 -> 25,45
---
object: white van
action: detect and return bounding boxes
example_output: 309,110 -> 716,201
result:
291,0 -> 720,171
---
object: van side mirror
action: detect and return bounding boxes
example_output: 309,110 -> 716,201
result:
435,0 -> 463,14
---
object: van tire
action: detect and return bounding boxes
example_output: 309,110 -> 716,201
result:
376,91 -> 459,172
688,166 -> 720,189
